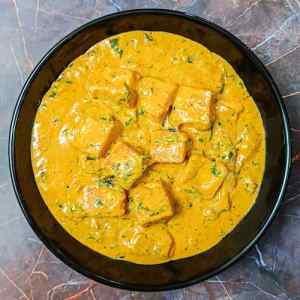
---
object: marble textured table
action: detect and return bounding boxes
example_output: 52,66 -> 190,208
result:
0,0 -> 300,299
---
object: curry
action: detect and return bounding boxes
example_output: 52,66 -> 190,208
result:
31,31 -> 265,264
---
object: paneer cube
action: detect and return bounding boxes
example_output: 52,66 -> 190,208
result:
205,123 -> 236,171
78,184 -> 126,217
119,224 -> 174,260
137,77 -> 178,123
169,86 -> 215,130
202,190 -> 230,220
102,141 -> 147,189
129,179 -> 175,226
150,130 -> 189,163
72,115 -> 122,157
180,124 -> 212,152
215,100 -> 244,143
236,124 -> 261,171
195,159 -> 228,199
174,158 -> 227,202
202,172 -> 236,220
89,68 -> 140,107
175,153 -> 204,185
122,124 -> 151,153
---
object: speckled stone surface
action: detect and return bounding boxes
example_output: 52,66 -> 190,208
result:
0,0 -> 300,299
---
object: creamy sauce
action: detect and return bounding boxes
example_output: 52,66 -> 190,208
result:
31,31 -> 265,264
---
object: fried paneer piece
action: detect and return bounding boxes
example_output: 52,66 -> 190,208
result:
236,124 -> 261,171
202,172 -> 236,220
121,124 -> 151,153
215,100 -> 244,143
77,184 -> 127,217
195,159 -> 228,199
137,77 -> 178,123
169,86 -> 215,130
174,153 -> 204,185
59,102 -> 122,157
129,179 -> 175,226
177,158 -> 228,201
119,224 -> 174,259
89,68 -> 140,107
102,141 -> 147,189
205,123 -> 236,171
180,124 -> 212,152
150,130 -> 189,163
71,115 -> 122,157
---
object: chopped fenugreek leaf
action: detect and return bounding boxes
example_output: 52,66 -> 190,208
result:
211,162 -> 221,176
49,90 -> 57,98
97,176 -> 114,188
144,32 -> 154,42
125,117 -> 134,127
137,109 -> 145,116
167,127 -> 177,132
94,198 -> 103,208
86,156 -> 97,160
187,56 -> 193,63
219,82 -> 225,94
109,38 -> 123,57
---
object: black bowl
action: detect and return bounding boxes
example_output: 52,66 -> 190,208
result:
9,9 -> 291,291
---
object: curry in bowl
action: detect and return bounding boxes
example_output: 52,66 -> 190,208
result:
31,31 -> 265,265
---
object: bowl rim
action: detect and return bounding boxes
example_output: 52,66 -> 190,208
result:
8,8 -> 291,291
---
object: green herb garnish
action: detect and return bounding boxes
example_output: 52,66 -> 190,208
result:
58,203 -> 64,209
144,32 -> 154,42
138,202 -> 145,210
119,83 -> 130,103
239,81 -> 245,89
168,127 -> 177,132
184,187 -> 199,195
86,155 -> 97,160
94,198 -> 103,208
211,162 -> 221,176
100,115 -> 113,122
48,90 -> 57,98
222,151 -> 234,161
97,176 -> 114,188
219,83 -> 225,94
137,109 -> 145,116
109,38 -> 123,57
125,117 -> 134,127
187,56 -> 193,63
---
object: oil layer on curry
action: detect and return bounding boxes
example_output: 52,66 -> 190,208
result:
31,31 -> 265,264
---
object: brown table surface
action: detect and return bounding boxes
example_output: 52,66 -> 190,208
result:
1,1 -> 300,299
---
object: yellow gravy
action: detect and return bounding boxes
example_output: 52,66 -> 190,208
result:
31,31 -> 265,264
